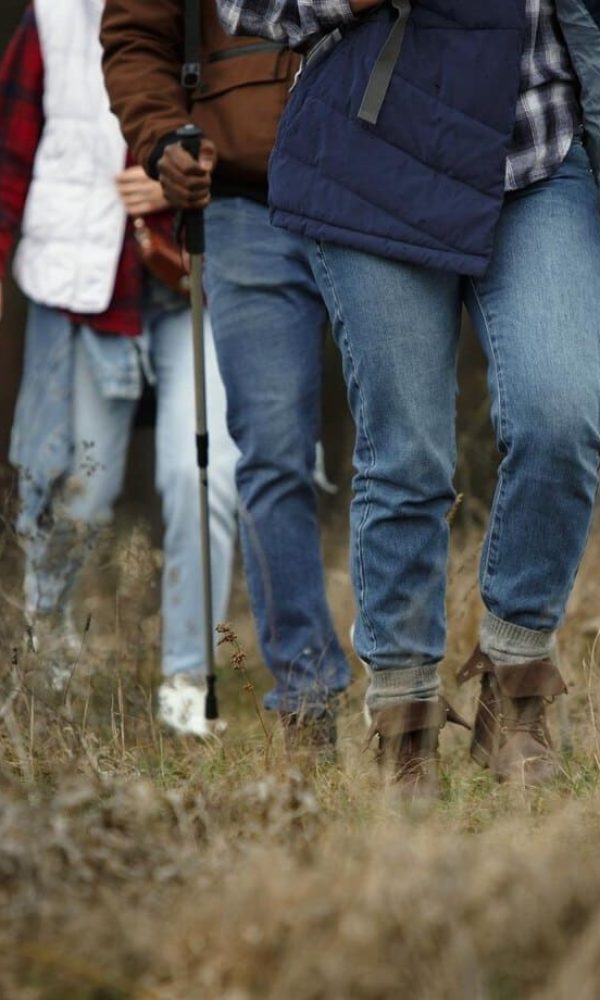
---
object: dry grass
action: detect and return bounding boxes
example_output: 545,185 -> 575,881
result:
2,485 -> 600,1000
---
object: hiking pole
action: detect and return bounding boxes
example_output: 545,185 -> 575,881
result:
176,122 -> 221,729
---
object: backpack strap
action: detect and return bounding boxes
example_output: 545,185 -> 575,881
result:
181,0 -> 202,89
358,0 -> 411,125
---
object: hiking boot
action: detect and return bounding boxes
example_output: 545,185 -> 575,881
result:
366,698 -> 470,801
158,673 -> 227,739
457,646 -> 567,786
280,704 -> 338,766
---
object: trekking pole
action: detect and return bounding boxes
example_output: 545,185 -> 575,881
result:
176,122 -> 220,727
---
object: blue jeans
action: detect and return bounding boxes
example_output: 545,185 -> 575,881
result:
204,197 -> 351,713
22,303 -> 239,680
309,138 -> 600,695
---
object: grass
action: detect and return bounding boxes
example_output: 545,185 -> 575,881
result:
2,489 -> 600,1000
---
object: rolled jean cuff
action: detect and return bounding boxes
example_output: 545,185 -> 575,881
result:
480,610 -> 555,660
365,663 -> 440,710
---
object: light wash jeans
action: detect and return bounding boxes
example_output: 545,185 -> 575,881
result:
20,302 -> 239,680
309,137 -> 600,703
204,196 -> 351,714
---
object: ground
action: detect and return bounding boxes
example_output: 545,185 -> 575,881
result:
2,485 -> 600,1000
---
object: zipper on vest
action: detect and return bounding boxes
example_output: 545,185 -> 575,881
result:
358,0 -> 411,126
290,28 -> 345,92
208,42 -> 286,63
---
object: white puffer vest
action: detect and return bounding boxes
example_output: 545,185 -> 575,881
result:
13,0 -> 128,313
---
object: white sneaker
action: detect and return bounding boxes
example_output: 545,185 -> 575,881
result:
157,674 -> 228,739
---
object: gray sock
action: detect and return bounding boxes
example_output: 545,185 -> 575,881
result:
479,610 -> 555,667
365,662 -> 440,711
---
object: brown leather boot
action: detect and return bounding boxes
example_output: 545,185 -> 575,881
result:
366,698 -> 470,801
457,646 -> 567,786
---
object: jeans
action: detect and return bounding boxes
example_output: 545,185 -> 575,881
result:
309,137 -> 600,696
22,302 -> 239,680
204,196 -> 350,713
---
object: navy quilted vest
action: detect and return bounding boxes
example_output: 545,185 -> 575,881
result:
269,0 -> 528,276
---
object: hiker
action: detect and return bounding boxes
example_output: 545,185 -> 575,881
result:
214,0 -> 600,790
101,0 -> 351,760
0,0 -> 240,736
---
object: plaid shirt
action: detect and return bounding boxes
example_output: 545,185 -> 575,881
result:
506,0 -> 580,191
219,0 -> 581,193
0,6 -> 175,337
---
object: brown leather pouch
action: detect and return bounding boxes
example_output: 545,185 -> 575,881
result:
133,217 -> 190,298
187,0 -> 300,184
192,44 -> 299,183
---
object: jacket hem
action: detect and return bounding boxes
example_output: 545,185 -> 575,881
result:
270,209 -> 490,277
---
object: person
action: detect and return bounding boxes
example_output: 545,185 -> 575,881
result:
214,0 -> 600,791
0,0 -> 239,737
101,0 -> 351,760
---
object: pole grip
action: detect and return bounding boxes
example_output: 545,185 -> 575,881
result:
176,124 -> 205,256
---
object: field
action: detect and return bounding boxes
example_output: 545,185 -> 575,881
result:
2,482 -> 600,1000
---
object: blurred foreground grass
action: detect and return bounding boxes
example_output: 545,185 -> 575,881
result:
2,492 -> 600,1000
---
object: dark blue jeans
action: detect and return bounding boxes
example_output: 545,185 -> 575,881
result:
204,196 -> 350,714
310,138 -> 600,696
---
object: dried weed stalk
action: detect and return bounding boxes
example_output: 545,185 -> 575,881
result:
217,622 -> 274,762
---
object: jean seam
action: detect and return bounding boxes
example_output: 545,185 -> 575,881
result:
469,279 -> 509,604
315,244 -> 378,657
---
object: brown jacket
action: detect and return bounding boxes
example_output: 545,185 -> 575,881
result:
101,0 -> 299,196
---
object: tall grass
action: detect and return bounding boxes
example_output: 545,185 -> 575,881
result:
2,492 -> 600,1000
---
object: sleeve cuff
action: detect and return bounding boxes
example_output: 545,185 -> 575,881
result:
147,131 -> 188,179
323,0 -> 356,28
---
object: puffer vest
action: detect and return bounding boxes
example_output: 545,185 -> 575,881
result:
14,0 -> 128,312
269,0 -> 530,276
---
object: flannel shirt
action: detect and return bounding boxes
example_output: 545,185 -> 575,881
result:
0,6 -> 175,337
218,0 -> 581,193
506,0 -> 580,191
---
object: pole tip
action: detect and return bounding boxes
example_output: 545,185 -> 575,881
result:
205,675 -> 219,721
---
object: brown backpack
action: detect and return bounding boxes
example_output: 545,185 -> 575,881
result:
183,0 -> 300,184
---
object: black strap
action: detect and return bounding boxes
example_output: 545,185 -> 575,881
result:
182,0 -> 201,89
358,0 -> 410,126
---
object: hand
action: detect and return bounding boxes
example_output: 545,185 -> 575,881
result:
116,165 -> 170,217
157,138 -> 216,211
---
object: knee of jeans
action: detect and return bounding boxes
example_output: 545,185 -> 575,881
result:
157,460 -> 231,528
356,430 -> 455,504
158,449 -> 236,501
230,406 -> 317,477
237,433 -> 316,492
59,473 -> 114,525
510,393 -> 600,466
157,459 -> 197,500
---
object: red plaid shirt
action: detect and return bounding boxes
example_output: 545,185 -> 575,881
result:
0,6 -> 174,337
